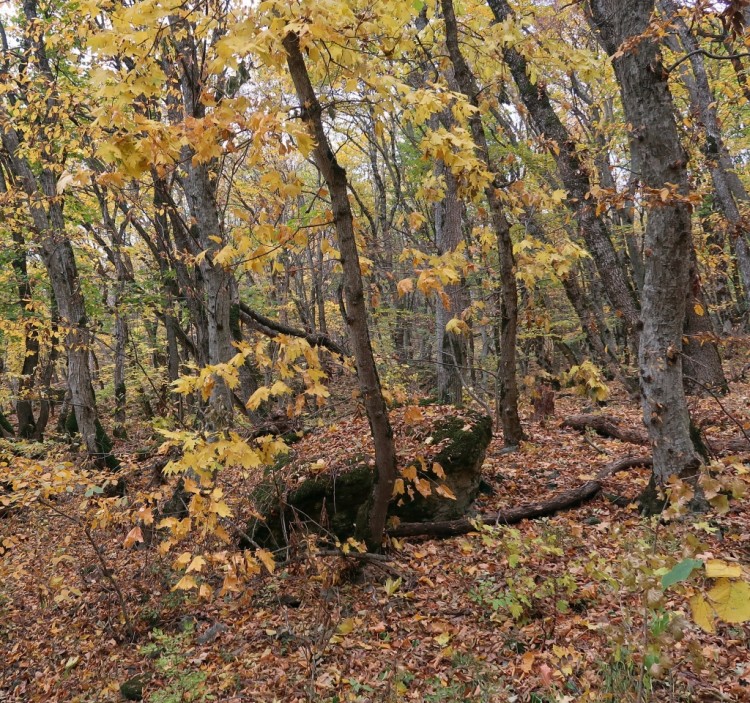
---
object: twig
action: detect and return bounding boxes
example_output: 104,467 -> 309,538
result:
584,431 -> 609,455
40,498 -> 134,639
684,375 -> 750,447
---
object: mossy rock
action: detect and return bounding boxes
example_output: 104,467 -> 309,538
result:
394,412 -> 492,523
0,411 -> 14,436
248,411 -> 492,545
120,674 -> 150,701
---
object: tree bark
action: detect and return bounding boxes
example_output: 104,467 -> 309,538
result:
442,0 -> 525,444
586,0 -> 701,487
659,0 -> 750,312
434,167 -> 467,405
284,31 -> 398,549
171,22 -> 235,425
1,126 -> 110,466
486,0 -> 642,340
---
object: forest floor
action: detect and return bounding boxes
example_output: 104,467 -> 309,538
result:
1,352 -> 750,703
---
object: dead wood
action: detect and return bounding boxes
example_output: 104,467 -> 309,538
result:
562,414 -> 649,445
387,455 -> 651,538
562,413 -> 750,455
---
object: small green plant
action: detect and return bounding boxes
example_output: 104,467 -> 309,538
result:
470,526 -> 577,627
140,628 -> 211,703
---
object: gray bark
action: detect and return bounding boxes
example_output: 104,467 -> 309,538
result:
486,0 -> 641,340
1,124 -> 106,464
659,0 -> 750,313
172,27 -> 235,424
587,0 -> 700,485
434,167 -> 467,405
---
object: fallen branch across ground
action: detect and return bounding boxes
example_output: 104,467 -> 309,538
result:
562,414 -> 750,455
388,455 -> 651,538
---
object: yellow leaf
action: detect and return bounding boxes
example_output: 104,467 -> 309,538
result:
520,651 -> 536,673
173,552 -> 192,569
123,525 -> 144,549
694,303 -> 705,316
199,583 -> 213,600
705,559 -> 742,579
172,574 -> 198,591
256,548 -> 275,574
201,377 -> 215,402
436,484 -> 457,500
397,278 -> 414,296
550,189 -> 567,204
270,380 -> 292,396
432,462 -> 445,479
384,576 -> 402,596
445,318 -> 469,335
707,579 -> 750,623
401,465 -> 417,481
392,478 -> 405,496
211,500 -> 233,518
709,494 -> 729,514
247,386 -> 272,410
434,631 -> 451,646
404,405 -> 423,424
414,477 -> 432,498
337,618 -> 356,635
186,555 -> 206,573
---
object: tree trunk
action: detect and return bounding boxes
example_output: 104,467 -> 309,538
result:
659,0 -> 750,313
442,0 -> 525,444
1,128 -> 112,466
434,167 -> 467,405
486,0 -> 642,340
586,0 -> 700,487
284,30 -> 397,549
9,214 -> 39,439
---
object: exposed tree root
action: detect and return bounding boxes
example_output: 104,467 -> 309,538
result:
387,455 -> 651,538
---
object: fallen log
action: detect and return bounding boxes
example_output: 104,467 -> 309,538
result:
562,414 -> 750,455
387,455 -> 651,538
562,414 -> 648,445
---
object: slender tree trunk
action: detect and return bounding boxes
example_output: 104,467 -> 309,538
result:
442,0 -> 524,443
2,128 -> 112,466
284,30 -> 397,549
587,0 -> 700,488
486,0 -> 641,340
659,0 -> 750,313
434,167 -> 467,405
6,200 -> 39,438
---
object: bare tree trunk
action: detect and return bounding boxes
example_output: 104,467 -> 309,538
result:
487,0 -> 641,341
434,167 -> 467,405
659,0 -> 750,313
5,189 -> 39,438
284,30 -> 397,549
442,0 -> 525,443
587,0 -> 700,488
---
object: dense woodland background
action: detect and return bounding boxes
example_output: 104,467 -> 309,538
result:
1,0 -> 750,701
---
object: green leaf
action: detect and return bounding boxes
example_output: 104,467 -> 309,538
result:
662,558 -> 703,590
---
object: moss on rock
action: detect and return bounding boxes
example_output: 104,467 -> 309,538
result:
249,410 -> 492,545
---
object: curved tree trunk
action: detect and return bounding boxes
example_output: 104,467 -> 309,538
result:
486,0 -> 642,342
284,30 -> 397,549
